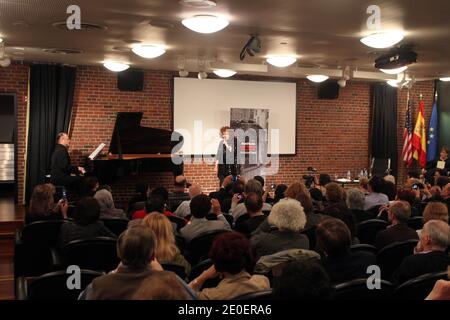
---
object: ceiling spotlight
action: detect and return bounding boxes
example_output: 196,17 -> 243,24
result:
380,66 -> 408,74
103,61 -> 130,72
132,45 -> 166,59
182,15 -> 229,34
387,80 -> 400,87
0,58 -> 11,67
198,71 -> 208,79
360,31 -> 404,49
439,77 -> 450,82
213,69 -> 236,78
179,70 -> 189,77
307,75 -> 329,83
266,55 -> 297,68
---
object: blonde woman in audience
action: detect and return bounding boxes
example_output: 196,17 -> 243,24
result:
26,183 -> 68,224
142,213 -> 191,275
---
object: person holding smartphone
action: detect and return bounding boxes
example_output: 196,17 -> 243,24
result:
214,126 -> 240,187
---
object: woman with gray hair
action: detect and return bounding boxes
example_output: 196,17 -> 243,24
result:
346,188 -> 376,223
251,198 -> 309,261
94,188 -> 127,220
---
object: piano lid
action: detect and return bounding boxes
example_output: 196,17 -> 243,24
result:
109,112 -> 183,155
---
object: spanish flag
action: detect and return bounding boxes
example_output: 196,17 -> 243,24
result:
412,99 -> 427,168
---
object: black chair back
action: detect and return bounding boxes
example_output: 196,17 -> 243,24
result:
393,271 -> 449,300
22,220 -> 66,246
161,263 -> 187,280
300,227 -> 316,249
24,269 -> 103,300
334,278 -> 394,300
233,289 -> 273,300
128,201 -> 145,219
350,244 -> 378,255
188,259 -> 220,289
62,237 -> 119,272
167,215 -> 186,231
100,219 -> 128,236
356,219 -> 389,244
187,230 -> 230,265
406,216 -> 424,230
175,235 -> 186,254
377,239 -> 418,280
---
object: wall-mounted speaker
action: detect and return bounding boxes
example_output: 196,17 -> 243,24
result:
318,80 -> 339,99
117,69 -> 144,91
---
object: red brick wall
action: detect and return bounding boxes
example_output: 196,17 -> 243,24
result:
0,63 -> 28,204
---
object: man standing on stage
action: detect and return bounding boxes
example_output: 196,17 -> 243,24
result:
50,132 -> 85,188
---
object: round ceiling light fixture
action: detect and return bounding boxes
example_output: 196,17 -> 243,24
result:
182,15 -> 229,34
179,0 -> 217,8
439,77 -> 450,82
266,55 -> 297,68
380,66 -> 408,74
103,61 -> 130,72
213,69 -> 236,78
360,31 -> 404,49
132,45 -> 166,59
306,75 -> 329,83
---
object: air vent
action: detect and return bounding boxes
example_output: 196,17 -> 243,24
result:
149,19 -> 175,29
42,48 -> 84,54
52,21 -> 108,31
179,0 -> 217,8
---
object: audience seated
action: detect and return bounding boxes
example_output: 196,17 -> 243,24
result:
132,271 -> 194,300
209,175 -> 235,212
174,184 -> 202,218
346,188 -> 374,223
426,279 -> 450,300
423,201 -> 449,225
374,201 -> 418,250
234,192 -> 267,237
316,217 -> 377,284
271,259 -> 334,300
251,198 -> 309,261
81,176 -> 100,197
142,213 -> 191,275
359,177 -> 369,195
180,194 -> 231,242
285,182 -> 323,228
167,175 -> 191,212
443,183 -> 450,210
272,184 -> 287,205
84,225 -> 191,299
383,181 -> 397,201
253,175 -> 273,203
94,188 -> 127,220
395,187 -> 422,217
188,232 -> 269,299
127,181 -> 148,214
230,179 -> 272,221
130,194 -> 166,226
364,176 -> 389,210
392,220 -> 450,285
59,197 -> 116,247
26,183 -> 68,224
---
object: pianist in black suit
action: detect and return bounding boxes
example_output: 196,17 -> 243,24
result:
50,132 -> 85,189
214,126 -> 240,186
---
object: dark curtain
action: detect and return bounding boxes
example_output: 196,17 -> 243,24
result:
371,83 -> 398,177
25,64 -> 76,202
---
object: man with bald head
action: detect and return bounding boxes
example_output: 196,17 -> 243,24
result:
167,175 -> 191,212
174,183 -> 203,218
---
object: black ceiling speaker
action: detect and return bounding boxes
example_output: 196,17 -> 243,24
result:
318,80 -> 339,99
117,69 -> 144,91
375,46 -> 418,70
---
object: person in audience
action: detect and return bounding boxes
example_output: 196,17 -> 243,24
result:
407,171 -> 420,180
396,187 -> 422,216
392,220 -> 450,284
26,183 -> 68,224
273,184 -> 287,204
59,197 -> 116,247
254,175 -> 273,203
364,175 -> 389,210
209,175 -> 234,212
419,202 -> 449,238
384,174 -> 396,185
285,182 -> 322,228
234,192 -> 267,237
189,232 -> 269,299
179,194 -> 231,242
174,184 -> 203,218
424,146 -> 450,184
374,200 -> 418,250
80,176 -> 99,197
316,217 -> 377,284
272,259 -> 334,300
346,188 -> 374,223
317,174 -> 332,197
141,213 -> 191,275
230,179 -> 272,221
167,175 -> 191,212
84,225 -> 193,299
426,280 -> 450,300
251,198 -> 309,261
132,271 -> 193,300
132,194 -> 165,220
383,181 -> 397,201
359,177 -> 370,195
94,188 -> 127,220
128,181 -> 148,213
443,183 -> 450,210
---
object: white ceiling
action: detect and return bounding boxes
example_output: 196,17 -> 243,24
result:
1,0 -> 449,80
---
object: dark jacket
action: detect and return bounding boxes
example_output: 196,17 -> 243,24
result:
392,250 -> 450,284
374,223 -> 419,251
50,144 -> 79,184
59,220 -> 116,247
234,214 -> 267,237
251,230 -> 309,261
25,211 -> 63,225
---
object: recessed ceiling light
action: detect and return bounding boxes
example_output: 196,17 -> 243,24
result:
439,77 -> 450,82
180,0 -> 217,8
182,15 -> 229,34
132,45 -> 166,59
380,66 -> 408,74
266,56 -> 297,68
103,62 -> 130,72
387,80 -> 400,87
306,75 -> 329,83
213,69 -> 236,78
360,31 -> 404,49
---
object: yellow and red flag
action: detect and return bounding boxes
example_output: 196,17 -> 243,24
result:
412,99 -> 427,168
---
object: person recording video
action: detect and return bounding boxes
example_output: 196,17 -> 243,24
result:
214,126 -> 240,186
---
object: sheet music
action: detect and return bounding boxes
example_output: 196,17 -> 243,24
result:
88,143 -> 106,160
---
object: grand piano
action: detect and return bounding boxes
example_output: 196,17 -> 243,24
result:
90,112 -> 184,184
